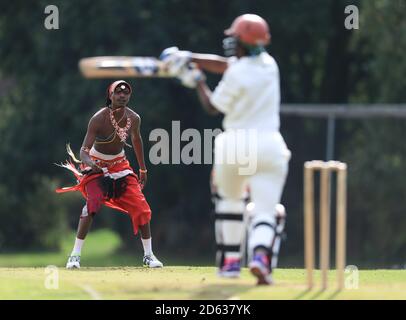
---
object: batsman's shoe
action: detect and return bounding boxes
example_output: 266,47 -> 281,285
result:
143,254 -> 163,268
66,255 -> 81,269
249,253 -> 273,285
217,258 -> 241,278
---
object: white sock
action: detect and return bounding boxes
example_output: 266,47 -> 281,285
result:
71,238 -> 85,256
141,237 -> 152,256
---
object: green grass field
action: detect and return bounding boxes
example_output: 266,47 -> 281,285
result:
0,229 -> 405,300
1,267 -> 405,300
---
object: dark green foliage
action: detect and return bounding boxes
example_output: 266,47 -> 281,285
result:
0,0 -> 404,266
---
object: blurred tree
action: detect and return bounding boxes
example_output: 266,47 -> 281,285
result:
0,0 -> 404,266
340,0 -> 406,266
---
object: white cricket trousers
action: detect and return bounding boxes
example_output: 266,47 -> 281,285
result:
213,129 -> 291,259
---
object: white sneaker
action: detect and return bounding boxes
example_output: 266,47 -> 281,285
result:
66,255 -> 81,269
143,254 -> 163,268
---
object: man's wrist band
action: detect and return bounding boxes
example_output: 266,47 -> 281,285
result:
139,169 -> 147,173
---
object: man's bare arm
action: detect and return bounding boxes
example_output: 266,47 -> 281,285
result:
131,113 -> 147,188
130,114 -> 147,170
196,80 -> 221,116
80,117 -> 100,170
191,54 -> 229,74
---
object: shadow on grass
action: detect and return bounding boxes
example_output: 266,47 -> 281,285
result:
294,288 -> 327,300
308,289 -> 325,300
294,288 -> 312,300
294,287 -> 342,300
191,284 -> 254,300
327,289 -> 342,300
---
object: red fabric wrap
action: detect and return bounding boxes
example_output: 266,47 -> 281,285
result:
56,158 -> 151,235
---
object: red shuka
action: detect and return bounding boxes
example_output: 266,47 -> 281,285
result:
56,157 -> 151,235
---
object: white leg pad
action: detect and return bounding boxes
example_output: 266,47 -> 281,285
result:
248,213 -> 276,254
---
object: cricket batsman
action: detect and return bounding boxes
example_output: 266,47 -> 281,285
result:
161,14 -> 291,285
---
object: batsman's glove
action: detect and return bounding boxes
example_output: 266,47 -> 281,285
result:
160,46 -> 192,77
177,63 -> 206,89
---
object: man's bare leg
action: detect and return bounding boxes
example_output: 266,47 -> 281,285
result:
66,214 -> 94,269
76,215 -> 94,240
139,222 -> 163,268
139,222 -> 151,239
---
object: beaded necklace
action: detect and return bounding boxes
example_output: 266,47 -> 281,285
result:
109,107 -> 132,143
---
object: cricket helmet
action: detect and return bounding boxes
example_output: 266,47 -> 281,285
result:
224,14 -> 271,46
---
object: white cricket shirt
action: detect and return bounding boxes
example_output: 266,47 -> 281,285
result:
210,52 -> 281,132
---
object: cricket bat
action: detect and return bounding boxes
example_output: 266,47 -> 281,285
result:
78,56 -> 172,78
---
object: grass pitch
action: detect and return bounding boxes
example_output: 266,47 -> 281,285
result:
0,267 -> 405,300
0,230 -> 404,300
